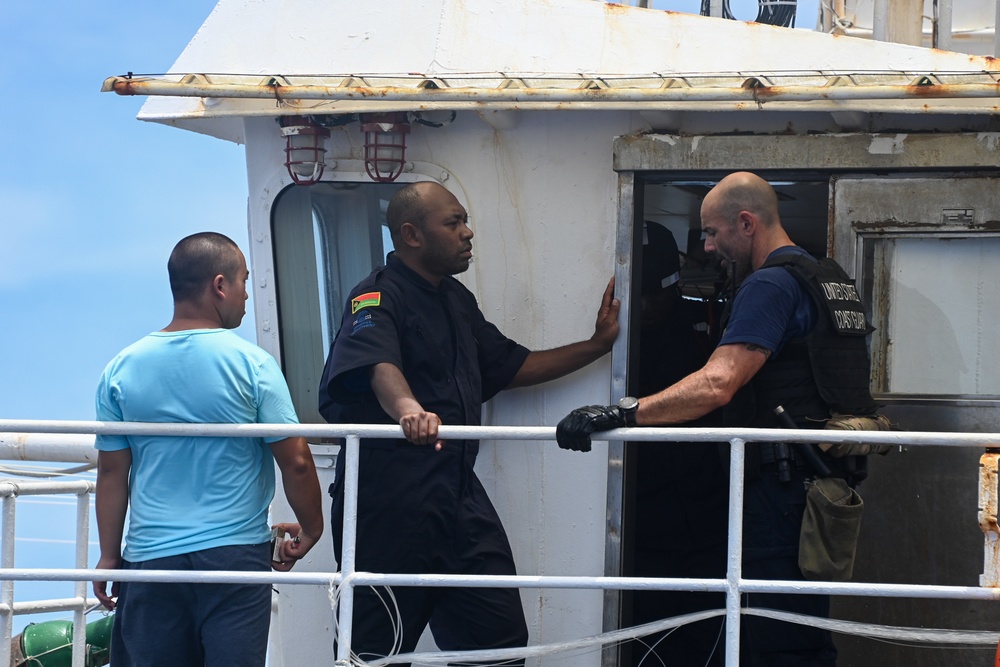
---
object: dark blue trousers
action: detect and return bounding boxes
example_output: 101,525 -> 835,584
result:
110,543 -> 272,667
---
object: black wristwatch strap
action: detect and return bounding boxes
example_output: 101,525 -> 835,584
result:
618,396 -> 638,427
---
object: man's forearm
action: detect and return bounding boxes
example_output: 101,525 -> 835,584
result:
272,438 -> 324,538
636,372 -> 730,425
510,277 -> 619,388
636,343 -> 768,425
370,362 -> 444,448
508,339 -> 609,388
370,362 -> 425,420
95,451 -> 131,561
95,489 -> 128,560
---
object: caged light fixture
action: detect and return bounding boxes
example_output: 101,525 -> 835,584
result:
279,116 -> 330,186
360,112 -> 411,183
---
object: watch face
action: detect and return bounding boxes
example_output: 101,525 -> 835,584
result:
618,396 -> 639,411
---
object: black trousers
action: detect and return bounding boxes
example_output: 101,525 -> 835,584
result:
631,544 -> 728,667
330,445 -> 529,666
740,466 -> 838,666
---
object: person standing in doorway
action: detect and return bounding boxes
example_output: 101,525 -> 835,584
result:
559,172 -> 879,666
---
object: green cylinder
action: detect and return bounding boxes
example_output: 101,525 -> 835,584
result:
84,614 -> 114,666
14,614 -> 114,667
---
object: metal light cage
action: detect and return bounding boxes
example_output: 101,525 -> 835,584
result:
361,112 -> 411,183
279,116 -> 330,186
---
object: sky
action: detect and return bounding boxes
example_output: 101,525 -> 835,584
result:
0,0 -> 820,639
1,0 -> 250,635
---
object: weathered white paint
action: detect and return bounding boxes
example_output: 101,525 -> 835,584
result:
978,132 -> 1000,151
136,0 -> 1000,142
830,175 -> 1000,402
867,133 -> 908,154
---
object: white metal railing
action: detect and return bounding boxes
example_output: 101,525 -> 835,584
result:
1,419 -> 1000,666
0,478 -> 97,667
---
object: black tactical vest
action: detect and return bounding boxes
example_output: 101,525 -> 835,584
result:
723,252 -> 877,430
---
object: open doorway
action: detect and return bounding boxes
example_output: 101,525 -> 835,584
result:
617,175 -> 831,667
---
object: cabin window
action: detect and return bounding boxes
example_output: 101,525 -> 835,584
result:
270,182 -> 405,423
861,235 -> 1000,397
831,174 -> 1000,401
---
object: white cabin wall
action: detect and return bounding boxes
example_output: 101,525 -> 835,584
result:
448,111 -> 641,655
243,109 -> 644,664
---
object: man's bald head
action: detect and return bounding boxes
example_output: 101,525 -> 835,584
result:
700,171 -> 795,280
702,171 -> 780,228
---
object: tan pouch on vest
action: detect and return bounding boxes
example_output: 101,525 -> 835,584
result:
818,413 -> 894,458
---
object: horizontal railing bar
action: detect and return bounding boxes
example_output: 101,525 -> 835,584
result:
0,481 -> 94,497
3,418 -> 998,667
0,597 -> 101,615
4,569 -> 997,601
1,420 -> 998,447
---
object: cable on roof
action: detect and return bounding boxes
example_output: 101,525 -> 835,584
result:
700,0 -> 798,28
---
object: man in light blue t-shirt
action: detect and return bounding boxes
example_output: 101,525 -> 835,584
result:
92,232 -> 323,667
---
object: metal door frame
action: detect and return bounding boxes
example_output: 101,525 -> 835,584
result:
603,130 -> 1000,667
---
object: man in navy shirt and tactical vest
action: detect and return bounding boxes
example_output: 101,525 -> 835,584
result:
319,181 -> 620,665
557,171 -> 878,666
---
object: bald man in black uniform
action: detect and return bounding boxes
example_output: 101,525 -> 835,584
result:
320,181 -> 620,665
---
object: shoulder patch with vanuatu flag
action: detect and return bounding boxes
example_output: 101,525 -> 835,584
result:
352,291 -> 381,314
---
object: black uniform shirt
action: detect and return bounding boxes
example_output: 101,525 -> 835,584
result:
318,253 -> 529,452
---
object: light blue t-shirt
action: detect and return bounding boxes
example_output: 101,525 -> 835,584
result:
95,329 -> 299,562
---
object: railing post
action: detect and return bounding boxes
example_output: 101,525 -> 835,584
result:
336,434 -> 362,662
71,489 -> 92,667
979,449 -> 1000,587
934,0 -> 954,50
725,438 -> 747,667
995,0 -> 1000,57
872,0 -> 889,41
1,488 -> 17,667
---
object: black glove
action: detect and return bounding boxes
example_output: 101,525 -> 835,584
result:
556,405 -> 627,452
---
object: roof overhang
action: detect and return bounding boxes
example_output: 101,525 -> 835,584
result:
105,0 -> 1000,143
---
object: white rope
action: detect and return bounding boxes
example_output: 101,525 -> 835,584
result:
360,609 -> 725,666
745,607 -> 1000,646
334,605 -> 999,666
329,576 -> 405,666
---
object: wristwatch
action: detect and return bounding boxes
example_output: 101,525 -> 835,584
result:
617,396 -> 639,427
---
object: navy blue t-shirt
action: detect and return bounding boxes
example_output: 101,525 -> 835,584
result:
719,246 -> 818,356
